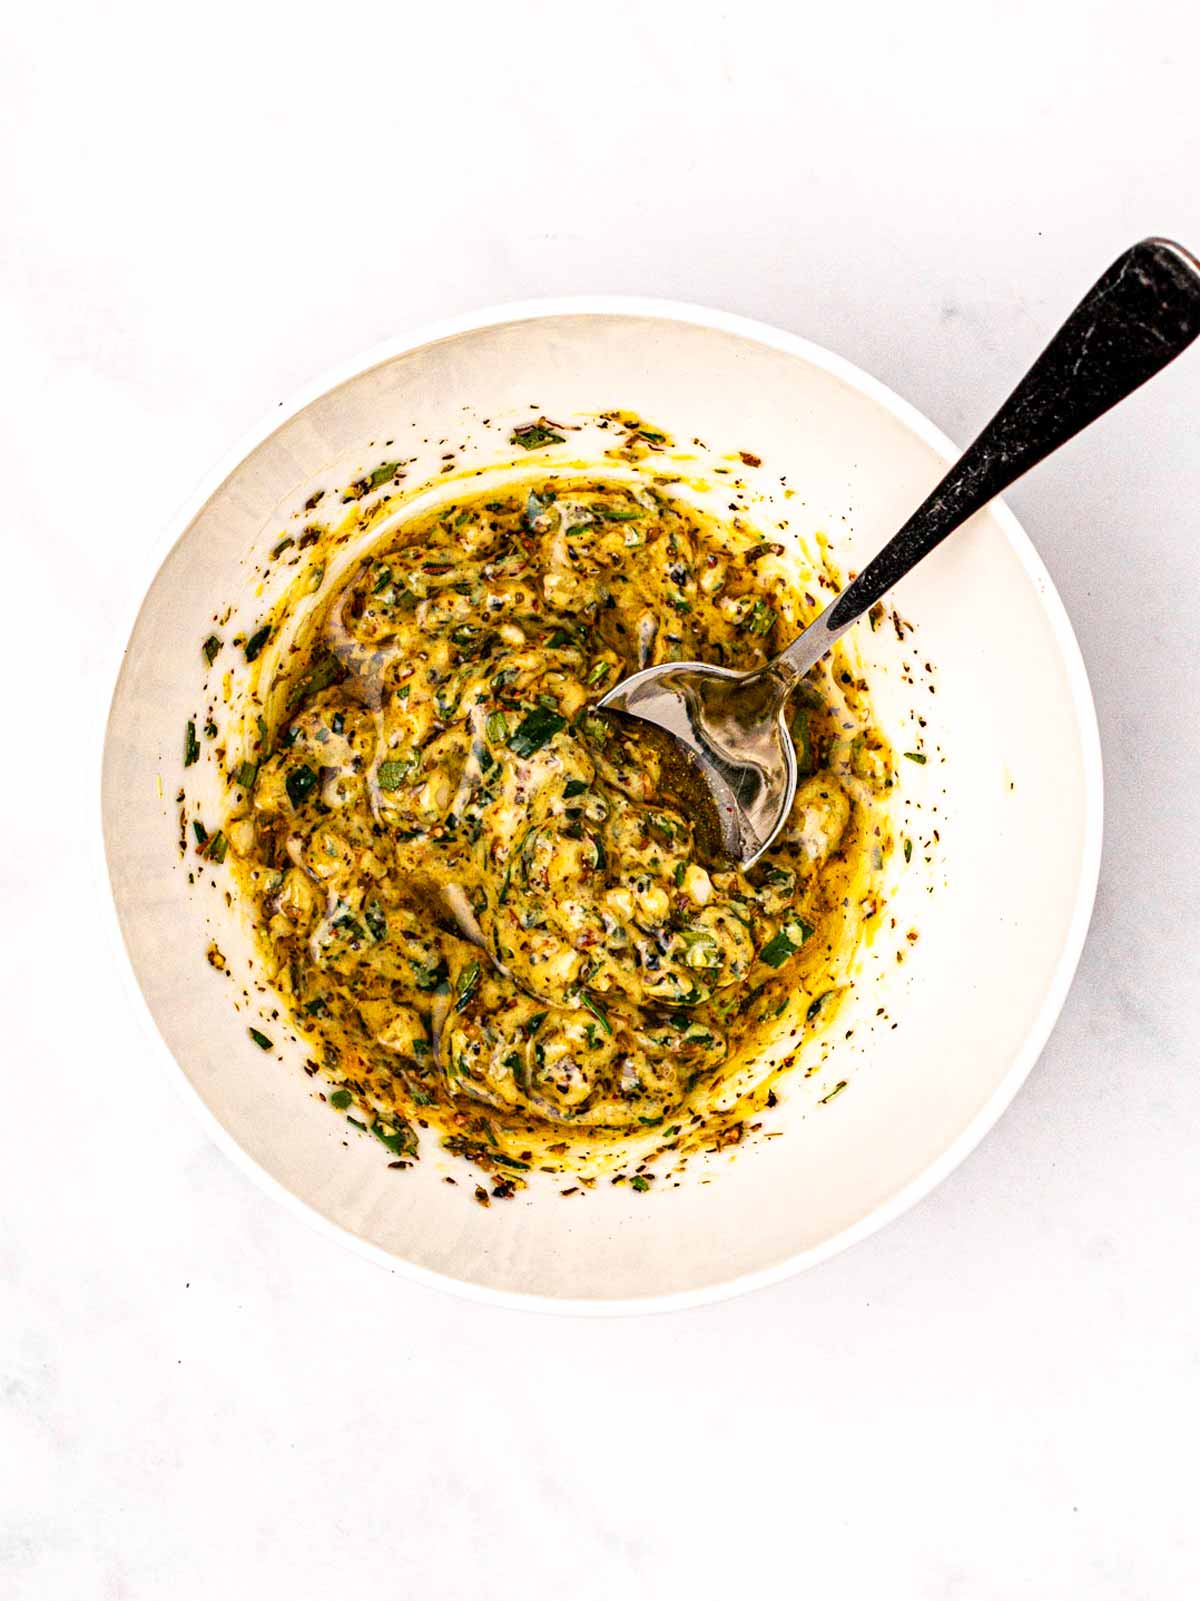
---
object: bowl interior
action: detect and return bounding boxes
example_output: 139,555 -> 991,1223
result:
103,309 -> 1100,1308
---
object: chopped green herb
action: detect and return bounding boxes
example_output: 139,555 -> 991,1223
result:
600,503 -> 645,522
366,461 -> 402,490
563,778 -> 588,799
485,710 -> 509,744
525,488 -> 556,529
285,764 -> 318,807
807,990 -> 834,1022
903,751 -> 927,764
376,758 -> 412,791
236,760 -> 258,790
508,706 -> 567,758
206,831 -> 228,864
329,1088 -> 353,1109
364,900 -> 387,942
745,599 -> 776,637
454,960 -> 481,1012
372,1119 -> 416,1158
760,919 -> 814,968
904,837 -> 913,862
248,1027 -> 273,1050
244,625 -> 271,663
286,650 -> 346,710
412,958 -> 449,993
792,709 -> 814,776
202,635 -> 222,666
184,720 -> 200,767
577,991 -> 612,1035
586,659 -> 612,687
271,536 -> 294,559
819,1080 -> 848,1104
511,421 -> 565,449
630,1175 -> 651,1192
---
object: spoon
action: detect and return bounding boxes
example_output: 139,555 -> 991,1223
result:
599,237 -> 1200,866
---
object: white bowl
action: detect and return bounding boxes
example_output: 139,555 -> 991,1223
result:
102,298 -> 1102,1313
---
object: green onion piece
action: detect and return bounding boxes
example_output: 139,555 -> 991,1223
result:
586,660 -> 612,687
903,751 -> 927,764
206,830 -> 228,863
236,760 -> 258,790
248,1027 -> 273,1050
630,1175 -> 650,1192
202,635 -> 222,666
563,778 -> 588,799
485,710 -> 509,744
366,461 -> 402,490
270,536 -> 294,559
184,720 -> 200,767
904,838 -> 913,862
329,1088 -> 353,1109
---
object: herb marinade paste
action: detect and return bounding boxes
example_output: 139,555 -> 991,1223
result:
225,478 -> 892,1170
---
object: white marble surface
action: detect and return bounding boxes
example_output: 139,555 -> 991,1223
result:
3,0 -> 1198,1594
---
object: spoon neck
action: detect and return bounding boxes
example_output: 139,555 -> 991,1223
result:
765,602 -> 852,699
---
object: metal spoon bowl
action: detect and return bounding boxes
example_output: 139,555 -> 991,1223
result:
600,237 -> 1200,866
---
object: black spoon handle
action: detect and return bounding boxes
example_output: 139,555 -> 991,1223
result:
824,237 -> 1200,630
